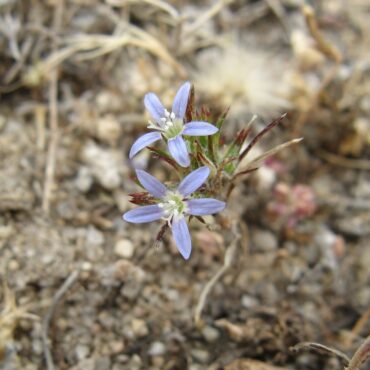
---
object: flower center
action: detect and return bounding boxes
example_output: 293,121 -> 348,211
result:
160,110 -> 184,139
158,191 -> 188,222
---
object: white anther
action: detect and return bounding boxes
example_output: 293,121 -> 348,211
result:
170,112 -> 176,120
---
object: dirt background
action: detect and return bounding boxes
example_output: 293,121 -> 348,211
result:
0,1 -> 369,369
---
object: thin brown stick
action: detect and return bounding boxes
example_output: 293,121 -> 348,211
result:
194,223 -> 240,327
42,1 -> 64,213
42,270 -> 79,370
346,336 -> 370,370
318,150 -> 370,170
290,342 -> 350,366
238,113 -> 287,162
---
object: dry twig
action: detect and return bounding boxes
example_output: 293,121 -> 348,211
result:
194,223 -> 240,327
42,0 -> 64,213
42,270 -> 80,370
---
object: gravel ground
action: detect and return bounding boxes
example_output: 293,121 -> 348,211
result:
0,1 -> 369,369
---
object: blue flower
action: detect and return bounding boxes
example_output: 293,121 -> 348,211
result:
129,82 -> 219,167
123,166 -> 225,259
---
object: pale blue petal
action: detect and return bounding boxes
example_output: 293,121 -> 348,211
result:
172,217 -> 192,259
144,92 -> 165,123
167,135 -> 190,167
136,169 -> 167,198
129,131 -> 162,159
177,166 -> 210,196
186,198 -> 225,216
172,81 -> 191,119
182,121 -> 219,136
123,205 -> 164,223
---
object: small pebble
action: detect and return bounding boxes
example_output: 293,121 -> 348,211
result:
201,325 -> 219,342
241,294 -> 259,308
114,239 -> 135,259
75,167 -> 93,193
131,318 -> 149,337
96,114 -> 121,144
75,344 -> 90,360
148,341 -> 166,356
191,349 -> 210,363
252,229 -> 278,252
86,226 -> 105,246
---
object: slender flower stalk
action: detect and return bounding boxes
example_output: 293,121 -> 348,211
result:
123,166 -> 225,259
129,82 -> 219,167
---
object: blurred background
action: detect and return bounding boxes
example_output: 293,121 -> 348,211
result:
0,0 -> 369,369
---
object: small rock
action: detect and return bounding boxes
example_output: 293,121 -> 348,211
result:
96,114 -> 121,144
252,229 -> 278,252
241,294 -> 259,309
95,356 -> 112,370
32,339 -> 43,355
131,318 -> 149,337
191,349 -> 210,363
0,225 -> 15,249
114,239 -> 135,259
148,341 -> 166,356
201,325 -> 219,342
86,226 -> 105,246
75,166 -> 93,193
108,340 -> 125,354
0,114 -> 6,131
81,141 -> 122,190
75,344 -> 90,361
69,358 -> 95,370
95,90 -> 122,112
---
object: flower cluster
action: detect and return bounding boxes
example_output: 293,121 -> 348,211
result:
123,82 -> 226,259
123,82 -> 293,259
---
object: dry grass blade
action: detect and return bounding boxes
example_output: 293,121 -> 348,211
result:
236,138 -> 303,175
42,0 -> 64,214
42,270 -> 80,370
290,342 -> 350,366
303,4 -> 342,63
106,0 -> 179,19
0,282 -> 39,359
63,25 -> 186,76
185,0 -> 235,36
194,231 -> 239,327
239,113 -> 287,162
22,47 -> 77,87
346,336 -> 370,370
318,150 -> 370,170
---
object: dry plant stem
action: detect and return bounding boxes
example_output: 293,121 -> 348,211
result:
346,336 -> 370,370
42,270 -> 79,370
303,4 -> 342,63
107,0 -> 179,19
42,0 -> 64,213
318,150 -> 370,170
292,64 -> 339,137
290,342 -> 350,367
185,0 -> 235,36
235,138 -> 303,177
264,0 -> 290,36
239,113 -> 287,163
194,222 -> 240,327
293,5 -> 342,136
350,308 -> 370,345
